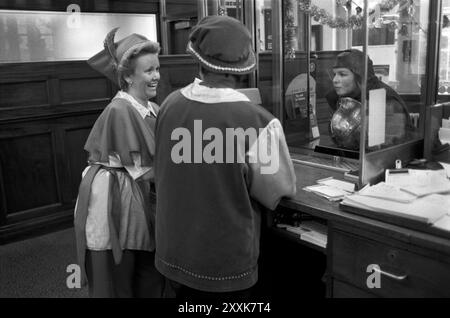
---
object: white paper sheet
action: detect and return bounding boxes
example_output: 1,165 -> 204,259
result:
439,127 -> 450,145
442,118 -> 450,129
368,88 -> 386,147
386,169 -> 449,192
440,162 -> 450,179
358,182 -> 417,203
343,194 -> 450,224
432,215 -> 450,232
304,185 -> 348,199
317,177 -> 355,193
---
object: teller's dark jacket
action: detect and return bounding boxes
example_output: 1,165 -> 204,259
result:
154,79 -> 297,292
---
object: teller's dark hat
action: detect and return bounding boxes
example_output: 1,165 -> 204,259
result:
187,15 -> 257,75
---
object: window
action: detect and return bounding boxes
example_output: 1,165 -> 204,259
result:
0,10 -> 157,63
438,0 -> 450,97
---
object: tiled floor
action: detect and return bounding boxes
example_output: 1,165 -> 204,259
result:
0,228 -> 88,298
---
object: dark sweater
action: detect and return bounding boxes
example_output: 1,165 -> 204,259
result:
154,82 -> 296,292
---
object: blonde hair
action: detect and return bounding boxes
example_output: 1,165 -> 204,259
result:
117,41 -> 160,90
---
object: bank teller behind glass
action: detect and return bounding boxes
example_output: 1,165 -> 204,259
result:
325,49 -> 412,150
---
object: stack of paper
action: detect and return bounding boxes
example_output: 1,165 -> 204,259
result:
432,215 -> 450,232
317,177 -> 356,192
299,221 -> 328,248
385,169 -> 450,197
440,117 -> 450,145
304,177 -> 355,201
358,182 -> 416,203
276,222 -> 328,248
304,185 -> 349,201
276,224 -> 306,236
342,193 -> 450,224
440,162 -> 450,179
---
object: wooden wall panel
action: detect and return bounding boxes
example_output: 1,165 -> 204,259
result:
165,0 -> 198,18
155,55 -> 198,105
0,55 -> 202,242
0,132 -> 59,214
60,77 -> 110,103
64,127 -> 91,200
0,81 -> 49,108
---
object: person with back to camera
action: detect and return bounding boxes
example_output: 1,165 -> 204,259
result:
153,16 -> 297,299
74,28 -> 167,297
326,49 -> 412,150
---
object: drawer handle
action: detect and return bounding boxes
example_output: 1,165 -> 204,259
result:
373,267 -> 408,281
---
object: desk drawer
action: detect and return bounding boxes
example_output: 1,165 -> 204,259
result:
332,230 -> 450,297
332,279 -> 376,298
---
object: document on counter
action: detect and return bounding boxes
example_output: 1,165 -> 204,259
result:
443,118 -> 450,129
385,169 -> 450,197
342,193 -> 450,224
440,162 -> 450,179
304,185 -> 349,201
432,215 -> 450,232
401,182 -> 450,197
358,182 -> 416,203
439,127 -> 450,145
317,177 -> 356,193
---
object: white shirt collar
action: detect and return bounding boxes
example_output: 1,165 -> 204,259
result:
114,91 -> 157,118
180,78 -> 250,104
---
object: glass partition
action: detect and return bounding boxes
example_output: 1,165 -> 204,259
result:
438,0 -> 450,102
256,0 -> 275,114
260,0 -> 440,185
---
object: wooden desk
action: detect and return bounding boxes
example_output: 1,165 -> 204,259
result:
273,162 -> 450,298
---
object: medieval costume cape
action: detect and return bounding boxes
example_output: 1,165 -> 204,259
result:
74,93 -> 158,286
84,95 -> 157,167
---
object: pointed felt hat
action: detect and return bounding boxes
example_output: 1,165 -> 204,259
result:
87,28 -> 159,86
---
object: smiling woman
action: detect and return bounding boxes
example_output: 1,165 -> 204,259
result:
73,28 -> 167,298
118,43 -> 161,102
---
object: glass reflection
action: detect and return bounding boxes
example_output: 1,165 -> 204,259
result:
0,10 -> 157,63
438,0 -> 450,101
279,0 -> 429,156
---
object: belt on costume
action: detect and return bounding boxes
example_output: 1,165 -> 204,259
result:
74,164 -> 125,286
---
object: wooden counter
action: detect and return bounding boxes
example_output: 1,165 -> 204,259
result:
273,162 -> 450,298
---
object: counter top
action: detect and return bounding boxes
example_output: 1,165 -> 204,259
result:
279,162 -> 450,256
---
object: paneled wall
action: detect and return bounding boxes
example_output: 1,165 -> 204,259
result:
0,47 -> 355,243
0,55 -> 199,243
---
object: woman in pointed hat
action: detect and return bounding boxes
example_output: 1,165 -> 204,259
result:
74,28 -> 166,297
